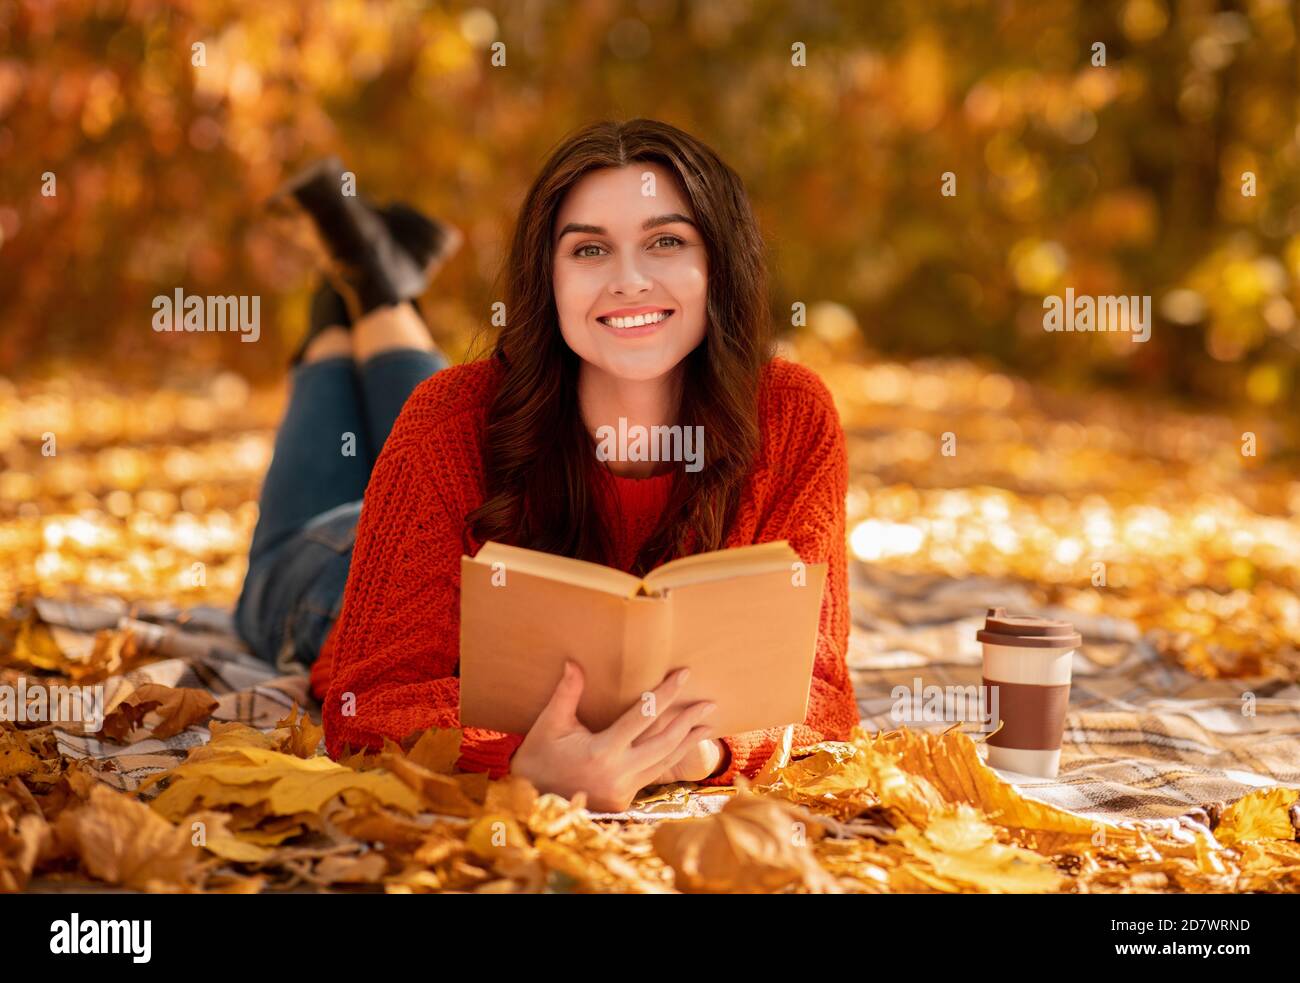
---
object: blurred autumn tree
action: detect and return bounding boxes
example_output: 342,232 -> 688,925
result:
1,0 -> 1298,413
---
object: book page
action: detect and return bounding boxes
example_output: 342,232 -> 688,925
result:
642,540 -> 796,593
471,541 -> 644,598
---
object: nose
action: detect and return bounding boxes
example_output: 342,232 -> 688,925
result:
608,250 -> 652,297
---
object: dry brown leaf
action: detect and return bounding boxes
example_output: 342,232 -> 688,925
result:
889,808 -> 1067,893
313,852 -> 388,884
762,727 -> 1135,857
0,789 -> 49,892
377,751 -> 481,818
7,615 -> 68,672
98,700 -> 152,743
273,704 -> 324,759
144,743 -> 423,820
186,809 -> 278,864
653,792 -> 839,893
72,628 -> 138,683
234,819 -> 315,847
54,784 -> 208,891
1214,787 -> 1300,847
404,727 -> 463,773
754,739 -> 887,819
0,727 -> 62,784
0,744 -> 44,782
466,813 -> 529,855
465,813 -> 544,888
865,727 -> 1113,839
336,744 -> 385,771
384,866 -> 446,893
208,719 -> 280,751
332,806 -> 431,853
205,872 -> 269,893
101,682 -> 217,741
484,774 -> 540,818
533,837 -> 626,892
412,822 -> 470,867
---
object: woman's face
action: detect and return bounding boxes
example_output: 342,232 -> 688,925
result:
552,163 -> 709,384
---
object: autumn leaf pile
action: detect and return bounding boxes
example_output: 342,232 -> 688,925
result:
3,687 -> 1298,893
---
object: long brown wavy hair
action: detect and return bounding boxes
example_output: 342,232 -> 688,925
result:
466,118 -> 771,575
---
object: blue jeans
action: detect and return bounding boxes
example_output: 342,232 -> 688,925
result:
234,347 -> 446,672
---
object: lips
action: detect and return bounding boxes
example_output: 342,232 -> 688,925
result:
596,309 -> 674,329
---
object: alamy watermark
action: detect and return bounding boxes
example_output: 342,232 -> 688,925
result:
890,678 -> 1000,733
151,289 -> 261,342
1043,288 -> 1151,343
1,676 -> 105,733
595,417 -> 704,473
50,913 -> 151,963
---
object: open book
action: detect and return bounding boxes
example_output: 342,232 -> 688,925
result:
458,540 -> 827,737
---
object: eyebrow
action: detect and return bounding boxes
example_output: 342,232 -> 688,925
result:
555,213 -> 697,243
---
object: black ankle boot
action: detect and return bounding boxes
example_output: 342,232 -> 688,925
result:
379,202 -> 462,277
375,204 -> 462,331
289,281 -> 352,367
277,158 -> 438,317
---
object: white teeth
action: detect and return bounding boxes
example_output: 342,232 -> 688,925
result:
601,310 -> 670,329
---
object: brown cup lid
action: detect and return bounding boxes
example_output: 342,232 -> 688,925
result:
976,607 -> 1082,649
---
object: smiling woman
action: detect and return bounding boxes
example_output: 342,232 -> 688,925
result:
239,118 -> 859,814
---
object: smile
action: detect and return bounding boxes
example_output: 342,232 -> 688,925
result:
596,309 -> 674,330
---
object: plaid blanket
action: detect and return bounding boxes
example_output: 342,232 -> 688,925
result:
24,558 -> 1300,827
32,602 -> 310,797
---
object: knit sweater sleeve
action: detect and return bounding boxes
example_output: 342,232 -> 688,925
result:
697,366 -> 859,786
320,384 -> 522,776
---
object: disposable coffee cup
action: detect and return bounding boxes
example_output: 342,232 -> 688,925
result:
977,607 -> 1081,779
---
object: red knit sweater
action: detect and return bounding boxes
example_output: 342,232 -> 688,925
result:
313,355 -> 858,786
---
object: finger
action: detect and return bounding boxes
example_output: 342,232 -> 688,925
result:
638,713 -> 670,744
633,725 -> 713,789
634,681 -> 706,744
533,661 -> 586,733
635,702 -> 676,743
630,698 -> 704,748
602,667 -> 691,747
628,700 -> 715,771
654,729 -> 712,781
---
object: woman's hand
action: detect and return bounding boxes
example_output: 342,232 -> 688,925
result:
645,738 -> 727,785
509,662 -> 717,813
